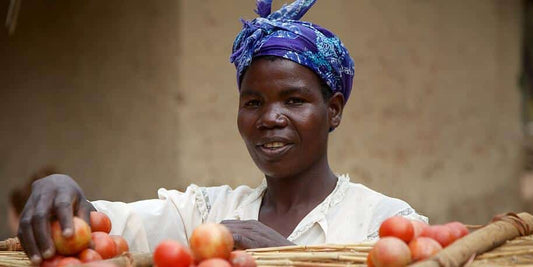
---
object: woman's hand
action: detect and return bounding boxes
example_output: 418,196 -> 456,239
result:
221,220 -> 294,249
17,174 -> 94,264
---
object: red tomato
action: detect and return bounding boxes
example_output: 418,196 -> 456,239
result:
90,211 -> 112,233
78,248 -> 103,262
56,257 -> 82,267
40,255 -> 64,267
91,232 -> 117,259
230,250 -> 257,267
408,237 -> 442,262
421,225 -> 455,247
379,216 -> 415,243
369,237 -> 411,267
153,240 -> 193,267
197,258 -> 232,267
445,221 -> 469,240
110,235 -> 129,256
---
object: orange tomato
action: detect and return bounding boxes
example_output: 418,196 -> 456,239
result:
90,211 -> 112,233
110,235 -> 129,256
78,248 -> 103,262
408,237 -> 442,262
91,232 -> 117,259
197,258 -> 232,267
51,217 -> 92,255
368,237 -> 411,267
421,225 -> 455,247
189,223 -> 234,262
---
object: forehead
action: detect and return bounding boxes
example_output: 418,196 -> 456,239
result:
240,58 -> 322,94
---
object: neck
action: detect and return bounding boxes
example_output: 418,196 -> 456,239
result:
262,156 -> 338,213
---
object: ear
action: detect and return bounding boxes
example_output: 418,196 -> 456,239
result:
328,92 -> 345,130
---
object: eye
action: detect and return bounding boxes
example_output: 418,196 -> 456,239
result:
244,99 -> 261,108
286,97 -> 305,105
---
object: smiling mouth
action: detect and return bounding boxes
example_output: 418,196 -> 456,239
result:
262,142 -> 287,149
257,141 -> 293,158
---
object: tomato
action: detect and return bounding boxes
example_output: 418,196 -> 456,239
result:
51,217 -> 92,255
153,240 -> 193,267
366,252 -> 375,267
410,220 -> 429,239
189,223 -> 234,262
83,262 -> 119,267
445,221 -> 469,240
90,211 -> 112,233
197,258 -> 232,267
230,250 -> 257,267
40,255 -> 64,267
408,237 -> 442,262
78,248 -> 103,262
110,235 -> 129,256
91,232 -> 117,259
421,225 -> 455,247
56,257 -> 82,267
369,237 -> 411,267
379,216 -> 414,243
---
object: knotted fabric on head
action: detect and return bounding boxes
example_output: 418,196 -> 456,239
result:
230,0 -> 355,102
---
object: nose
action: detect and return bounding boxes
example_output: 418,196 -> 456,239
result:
256,104 -> 288,129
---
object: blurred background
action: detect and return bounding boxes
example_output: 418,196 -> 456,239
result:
0,0 -> 529,240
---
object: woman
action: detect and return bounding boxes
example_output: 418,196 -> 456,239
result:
18,0 -> 426,264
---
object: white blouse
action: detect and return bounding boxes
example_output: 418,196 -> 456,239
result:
92,174 -> 427,252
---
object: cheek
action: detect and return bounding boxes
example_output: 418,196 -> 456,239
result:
237,111 -> 255,140
296,109 -> 330,134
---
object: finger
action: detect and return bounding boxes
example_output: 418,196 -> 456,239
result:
76,199 -> 92,226
54,190 -> 75,237
18,207 -> 43,265
232,233 -> 255,250
220,220 -> 250,229
231,233 -> 243,249
31,195 -> 55,259
77,199 -> 96,248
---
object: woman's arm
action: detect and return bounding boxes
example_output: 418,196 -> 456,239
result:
221,220 -> 294,249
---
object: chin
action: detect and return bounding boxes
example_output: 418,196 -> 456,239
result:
257,164 -> 297,180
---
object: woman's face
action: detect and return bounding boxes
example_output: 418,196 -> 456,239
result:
238,58 -> 339,179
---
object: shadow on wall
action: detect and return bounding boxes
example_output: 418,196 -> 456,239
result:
6,166 -> 59,238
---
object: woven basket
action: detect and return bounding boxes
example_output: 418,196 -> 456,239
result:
1,212 -> 532,266
1,237 -> 532,267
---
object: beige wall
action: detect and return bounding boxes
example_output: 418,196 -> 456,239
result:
0,0 -> 525,239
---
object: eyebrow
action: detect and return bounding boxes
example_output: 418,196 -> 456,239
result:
279,87 -> 312,97
239,86 -> 312,98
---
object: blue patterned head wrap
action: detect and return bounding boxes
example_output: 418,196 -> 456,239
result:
230,0 -> 355,102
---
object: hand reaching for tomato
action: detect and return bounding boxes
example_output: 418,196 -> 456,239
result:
17,174 -> 95,265
221,220 -> 294,249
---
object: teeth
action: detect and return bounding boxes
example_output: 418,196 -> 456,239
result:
264,142 -> 285,148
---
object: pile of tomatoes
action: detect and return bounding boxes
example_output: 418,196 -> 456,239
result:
153,223 -> 256,267
367,216 -> 469,267
41,211 -> 129,267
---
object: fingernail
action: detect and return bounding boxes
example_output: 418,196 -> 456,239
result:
43,248 -> 54,259
63,228 -> 73,237
30,255 -> 42,264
